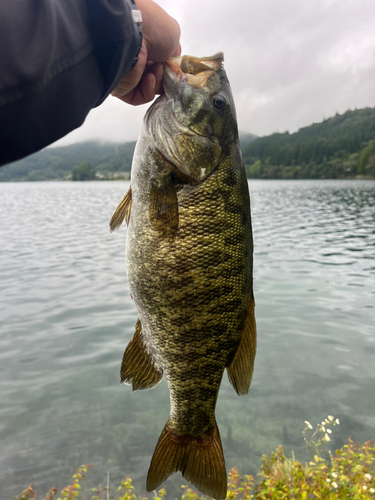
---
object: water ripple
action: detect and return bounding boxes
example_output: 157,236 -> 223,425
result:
0,180 -> 374,498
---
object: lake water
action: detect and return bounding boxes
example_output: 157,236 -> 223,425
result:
0,180 -> 374,499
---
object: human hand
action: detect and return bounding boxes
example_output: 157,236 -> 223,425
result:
111,0 -> 181,106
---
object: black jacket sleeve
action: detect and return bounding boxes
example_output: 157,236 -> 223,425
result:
0,0 -> 142,167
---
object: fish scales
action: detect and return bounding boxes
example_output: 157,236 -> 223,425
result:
110,52 -> 256,500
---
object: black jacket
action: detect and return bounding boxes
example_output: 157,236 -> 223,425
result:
0,0 -> 142,166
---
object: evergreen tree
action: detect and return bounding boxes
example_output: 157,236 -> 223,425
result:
72,161 -> 96,181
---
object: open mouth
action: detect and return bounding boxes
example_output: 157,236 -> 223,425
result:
164,52 -> 224,89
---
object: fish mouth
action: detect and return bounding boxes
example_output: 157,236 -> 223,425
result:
164,52 -> 224,89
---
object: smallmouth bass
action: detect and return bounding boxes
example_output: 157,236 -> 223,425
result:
110,52 -> 256,500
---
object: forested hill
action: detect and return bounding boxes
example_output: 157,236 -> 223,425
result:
0,131 -> 259,182
242,107 -> 375,179
1,107 -> 375,181
0,141 -> 136,182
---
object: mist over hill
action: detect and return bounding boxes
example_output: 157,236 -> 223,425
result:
238,131 -> 258,148
0,141 -> 136,182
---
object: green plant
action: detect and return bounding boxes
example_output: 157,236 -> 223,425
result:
226,467 -> 254,499
57,464 -> 92,500
72,161 -> 96,181
12,416 -> 375,500
302,415 -> 339,460
115,476 -> 146,500
253,416 -> 375,499
13,484 -> 37,500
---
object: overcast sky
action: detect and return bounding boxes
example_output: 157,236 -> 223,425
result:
54,0 -> 375,147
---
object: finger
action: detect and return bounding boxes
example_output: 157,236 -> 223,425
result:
117,86 -> 146,106
111,63 -> 143,99
173,43 -> 182,57
148,62 -> 164,94
141,72 -> 156,102
118,72 -> 156,106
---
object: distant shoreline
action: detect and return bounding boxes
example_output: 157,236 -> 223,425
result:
1,175 -> 374,183
1,106 -> 375,182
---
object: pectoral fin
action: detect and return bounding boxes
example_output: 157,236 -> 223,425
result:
149,177 -> 178,232
121,319 -> 163,391
226,299 -> 256,396
109,186 -> 132,232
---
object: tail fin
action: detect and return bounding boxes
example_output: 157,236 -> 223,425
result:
146,418 -> 227,500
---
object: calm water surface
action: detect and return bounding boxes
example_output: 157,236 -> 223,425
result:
0,180 -> 374,498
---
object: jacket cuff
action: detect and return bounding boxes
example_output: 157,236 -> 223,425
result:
86,0 -> 143,105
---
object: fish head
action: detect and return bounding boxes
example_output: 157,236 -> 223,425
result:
146,52 -> 238,182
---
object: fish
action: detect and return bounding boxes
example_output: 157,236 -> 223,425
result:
109,52 -> 256,500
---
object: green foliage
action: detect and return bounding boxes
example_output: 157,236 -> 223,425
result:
42,487 -> 59,500
72,161 -> 96,181
57,464 -> 92,500
302,415 -> 340,460
254,438 -> 375,498
366,155 -> 375,177
13,483 -> 37,499
243,107 -> 375,179
358,143 -> 375,175
246,160 -> 261,178
251,416 -> 375,499
12,416 -> 375,500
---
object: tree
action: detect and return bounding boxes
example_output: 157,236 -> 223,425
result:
72,161 -> 96,181
366,155 -> 375,177
247,160 -> 261,178
358,143 -> 375,174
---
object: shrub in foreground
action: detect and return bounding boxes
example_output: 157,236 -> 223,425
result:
13,417 -> 375,500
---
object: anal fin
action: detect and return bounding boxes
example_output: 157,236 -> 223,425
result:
121,319 -> 163,391
147,418 -> 227,500
109,186 -> 132,232
226,298 -> 257,396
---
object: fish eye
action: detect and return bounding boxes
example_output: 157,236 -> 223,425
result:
213,94 -> 227,110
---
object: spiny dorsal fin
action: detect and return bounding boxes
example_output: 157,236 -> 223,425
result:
109,186 -> 132,232
226,298 -> 257,395
147,418 -> 227,500
121,319 -> 163,391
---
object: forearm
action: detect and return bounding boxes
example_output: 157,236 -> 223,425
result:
0,0 -> 142,166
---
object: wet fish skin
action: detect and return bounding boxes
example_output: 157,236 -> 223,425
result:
110,53 -> 256,500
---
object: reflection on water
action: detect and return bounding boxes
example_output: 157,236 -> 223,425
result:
0,180 -> 374,498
